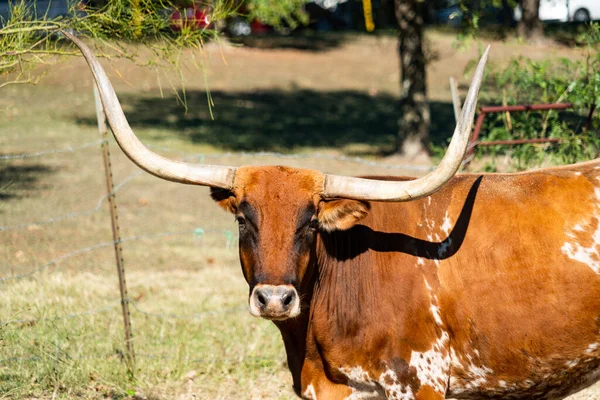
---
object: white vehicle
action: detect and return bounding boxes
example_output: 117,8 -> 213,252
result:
514,0 -> 600,22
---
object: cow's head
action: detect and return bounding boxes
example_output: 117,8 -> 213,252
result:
66,31 -> 488,321
210,166 -> 370,320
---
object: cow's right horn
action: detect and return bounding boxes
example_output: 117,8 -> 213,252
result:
322,46 -> 490,202
64,31 -> 237,189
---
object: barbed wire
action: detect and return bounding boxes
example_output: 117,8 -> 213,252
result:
128,299 -> 246,321
0,352 -> 123,364
0,355 -> 42,363
0,351 -> 278,365
1,241 -> 118,283
0,140 -> 105,160
135,353 -> 279,365
0,297 -> 246,327
0,303 -> 121,326
2,138 -> 434,172
0,170 -> 143,232
0,228 -> 238,283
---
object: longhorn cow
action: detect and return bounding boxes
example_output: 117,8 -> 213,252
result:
66,32 -> 600,399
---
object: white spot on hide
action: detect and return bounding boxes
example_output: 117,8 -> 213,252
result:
448,347 -> 494,393
430,304 -> 443,326
566,360 -> 579,368
450,347 -> 464,370
409,332 -> 450,393
462,355 -> 493,389
441,212 -> 452,235
562,241 -> 600,274
339,366 -> 383,399
339,366 -> 374,387
423,279 -> 444,327
561,188 -> 600,275
304,384 -> 317,400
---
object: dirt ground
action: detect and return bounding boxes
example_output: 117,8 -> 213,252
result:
1,30 -> 600,399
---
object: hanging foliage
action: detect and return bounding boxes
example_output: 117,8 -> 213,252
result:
0,0 -> 308,87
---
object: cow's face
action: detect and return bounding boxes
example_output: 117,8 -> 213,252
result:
211,166 -> 370,320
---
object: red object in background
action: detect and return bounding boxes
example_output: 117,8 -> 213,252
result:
250,19 -> 268,34
170,4 -> 211,31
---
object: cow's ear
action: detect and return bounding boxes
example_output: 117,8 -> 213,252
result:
318,199 -> 371,232
210,188 -> 237,214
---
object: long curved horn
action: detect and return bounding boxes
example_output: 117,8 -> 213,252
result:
322,46 -> 490,201
63,31 -> 237,189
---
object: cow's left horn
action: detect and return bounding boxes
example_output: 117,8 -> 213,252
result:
63,31 -> 237,189
322,46 -> 490,201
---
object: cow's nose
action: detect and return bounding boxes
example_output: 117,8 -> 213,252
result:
249,284 -> 300,320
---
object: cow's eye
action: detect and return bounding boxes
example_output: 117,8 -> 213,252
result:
309,219 -> 319,230
236,216 -> 246,226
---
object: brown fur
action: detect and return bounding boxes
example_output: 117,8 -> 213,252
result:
210,163 -> 600,399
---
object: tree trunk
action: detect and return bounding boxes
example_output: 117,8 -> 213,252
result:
517,0 -> 543,41
394,0 -> 430,158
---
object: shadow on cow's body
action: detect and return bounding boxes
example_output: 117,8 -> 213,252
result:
320,175 -> 483,262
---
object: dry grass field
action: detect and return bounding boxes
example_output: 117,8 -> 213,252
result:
1,30 -> 599,399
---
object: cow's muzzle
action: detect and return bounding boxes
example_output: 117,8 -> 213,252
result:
249,284 -> 300,320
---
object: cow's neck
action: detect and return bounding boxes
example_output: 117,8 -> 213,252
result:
313,229 -> 381,334
274,313 -> 310,396
273,257 -> 318,396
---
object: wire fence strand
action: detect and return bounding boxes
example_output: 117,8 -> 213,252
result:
0,298 -> 247,326
0,303 -> 121,325
0,171 -> 142,232
0,350 -> 278,365
0,140 -> 106,160
0,228 -> 238,283
2,139 -> 434,172
128,299 -> 246,320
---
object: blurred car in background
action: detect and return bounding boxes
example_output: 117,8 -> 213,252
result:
514,0 -> 600,22
433,0 -> 463,27
167,1 -> 271,36
169,1 -> 211,32
432,0 -> 515,27
223,3 -> 270,37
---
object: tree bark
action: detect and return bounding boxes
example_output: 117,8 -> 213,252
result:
517,0 -> 544,41
394,0 -> 430,157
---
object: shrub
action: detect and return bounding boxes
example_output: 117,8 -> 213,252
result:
469,23 -> 600,171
